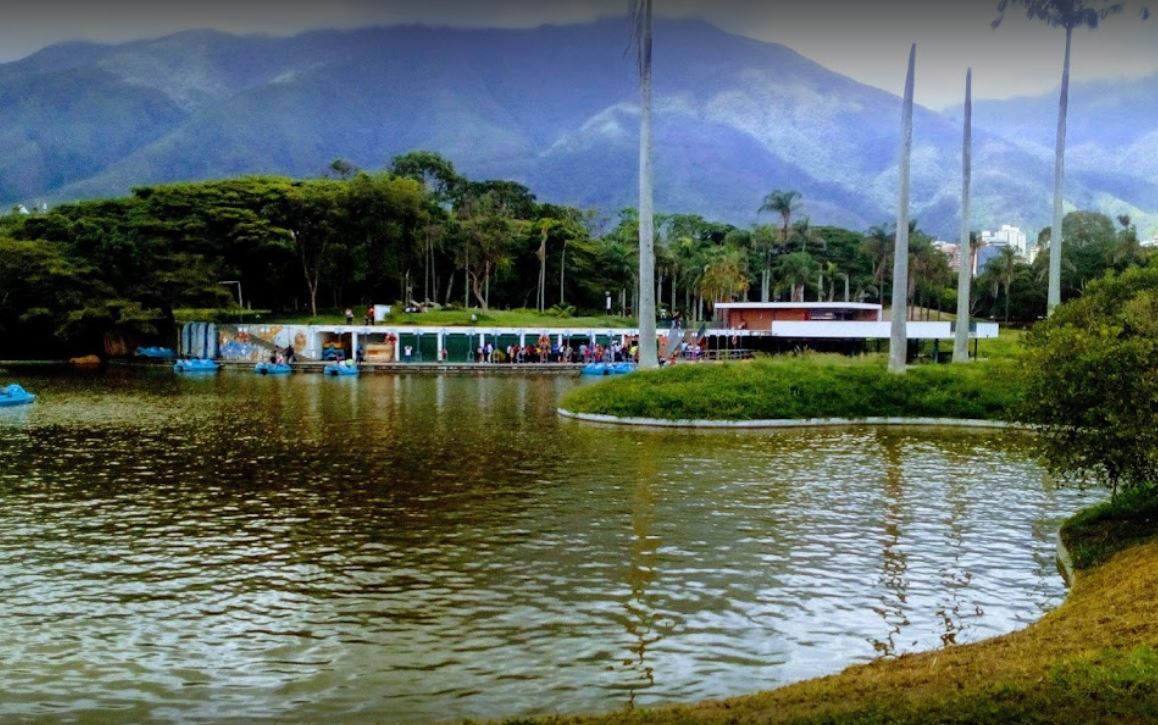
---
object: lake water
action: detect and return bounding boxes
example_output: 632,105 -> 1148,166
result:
0,369 -> 1099,723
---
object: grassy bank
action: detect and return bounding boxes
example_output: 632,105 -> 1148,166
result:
488,501 -> 1158,725
561,353 -> 1023,422
176,307 -> 637,329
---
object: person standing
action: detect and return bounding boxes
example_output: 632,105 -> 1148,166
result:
345,308 -> 354,325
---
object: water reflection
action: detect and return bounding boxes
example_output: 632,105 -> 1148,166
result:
871,431 -> 910,657
0,370 -> 1102,723
623,445 -> 660,706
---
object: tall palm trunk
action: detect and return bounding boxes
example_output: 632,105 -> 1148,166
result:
889,44 -> 915,374
953,68 -> 973,363
635,0 -> 659,368
1047,27 -> 1072,315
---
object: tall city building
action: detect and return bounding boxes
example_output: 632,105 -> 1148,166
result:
980,224 -> 1032,261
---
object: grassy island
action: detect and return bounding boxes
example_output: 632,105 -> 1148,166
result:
488,498 -> 1158,725
560,352 -> 1023,424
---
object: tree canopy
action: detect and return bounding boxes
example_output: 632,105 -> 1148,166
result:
1019,262 -> 1158,497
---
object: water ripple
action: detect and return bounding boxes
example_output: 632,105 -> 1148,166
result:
0,372 -> 1101,723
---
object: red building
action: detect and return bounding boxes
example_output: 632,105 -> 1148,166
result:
713,302 -> 882,329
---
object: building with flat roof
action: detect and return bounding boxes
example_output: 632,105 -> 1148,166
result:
713,302 -> 882,329
710,302 -> 998,358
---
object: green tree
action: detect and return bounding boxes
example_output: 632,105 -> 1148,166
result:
774,251 -> 817,302
1019,264 -> 1158,497
266,179 -> 346,318
698,245 -> 750,308
758,189 -> 802,302
390,150 -> 464,204
994,0 -> 1147,315
0,237 -> 107,356
788,216 -> 824,255
994,245 -> 1019,321
860,224 -> 894,304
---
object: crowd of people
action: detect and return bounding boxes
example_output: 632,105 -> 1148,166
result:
474,336 -> 639,364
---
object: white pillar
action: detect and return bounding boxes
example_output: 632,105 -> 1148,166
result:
437,332 -> 444,362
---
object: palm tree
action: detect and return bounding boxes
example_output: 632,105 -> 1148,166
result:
821,260 -> 840,301
953,68 -> 974,361
698,247 -> 750,309
758,190 -> 802,301
996,245 -> 1018,321
535,218 -> 555,312
889,44 -> 915,374
861,224 -> 893,304
774,251 -> 817,302
993,0 -> 1144,315
1113,213 -> 1142,268
631,0 -> 659,368
669,234 -> 703,317
751,223 -> 778,301
789,216 -> 825,254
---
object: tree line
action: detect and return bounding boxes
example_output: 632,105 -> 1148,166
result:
0,152 -> 1151,357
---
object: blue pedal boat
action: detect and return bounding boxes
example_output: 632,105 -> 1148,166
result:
324,362 -> 359,376
255,362 -> 293,375
173,358 -> 220,373
580,362 -> 637,376
0,383 -> 36,407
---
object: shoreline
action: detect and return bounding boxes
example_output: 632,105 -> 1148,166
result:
518,533 -> 1158,724
2,359 -> 586,375
557,408 -> 1029,430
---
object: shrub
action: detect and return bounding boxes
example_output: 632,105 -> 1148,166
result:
1019,265 -> 1158,498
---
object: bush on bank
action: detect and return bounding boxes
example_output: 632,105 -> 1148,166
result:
560,353 -> 1022,422
1018,265 -> 1158,499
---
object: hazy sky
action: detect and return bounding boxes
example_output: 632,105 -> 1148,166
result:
3,0 -> 1156,108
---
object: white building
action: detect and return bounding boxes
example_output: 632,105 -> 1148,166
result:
981,224 -> 1033,261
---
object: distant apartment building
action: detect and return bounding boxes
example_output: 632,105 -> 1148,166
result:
981,224 -> 1032,261
933,240 -> 969,274
933,224 -> 1033,277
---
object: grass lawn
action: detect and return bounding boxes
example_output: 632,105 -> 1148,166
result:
560,350 -> 1023,422
176,307 -> 637,329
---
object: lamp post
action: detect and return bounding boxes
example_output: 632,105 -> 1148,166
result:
219,280 -> 243,320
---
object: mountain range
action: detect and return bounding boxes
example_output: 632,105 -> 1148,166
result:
1,18 -> 1155,240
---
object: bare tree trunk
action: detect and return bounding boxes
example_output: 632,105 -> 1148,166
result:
1047,27 -> 1072,315
636,0 -> 659,367
537,234 -> 547,312
889,44 -> 915,374
954,68 -> 973,362
558,241 -> 566,306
